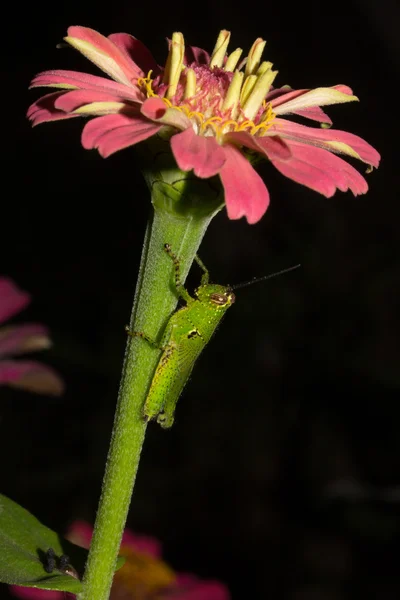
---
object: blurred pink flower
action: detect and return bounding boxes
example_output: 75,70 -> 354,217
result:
0,277 -> 64,395
28,27 -> 380,224
10,521 -> 230,599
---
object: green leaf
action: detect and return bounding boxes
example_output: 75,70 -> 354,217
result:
0,494 -> 124,593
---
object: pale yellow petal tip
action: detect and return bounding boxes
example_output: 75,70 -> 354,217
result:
329,89 -> 359,104
366,164 -> 374,174
74,101 -> 126,114
23,335 -> 52,352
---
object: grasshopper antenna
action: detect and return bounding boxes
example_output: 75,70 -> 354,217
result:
230,264 -> 301,291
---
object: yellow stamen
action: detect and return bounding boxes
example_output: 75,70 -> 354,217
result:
184,68 -> 197,99
220,119 -> 241,134
137,70 -> 157,98
240,75 -> 257,105
243,68 -> 278,120
210,30 -> 231,68
245,38 -> 266,77
222,70 -> 244,113
237,120 -> 254,130
225,48 -> 243,72
205,116 -> 223,123
163,32 -> 185,99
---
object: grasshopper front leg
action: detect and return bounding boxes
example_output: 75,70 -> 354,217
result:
124,327 -> 161,349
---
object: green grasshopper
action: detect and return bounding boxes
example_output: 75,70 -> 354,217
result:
126,243 -> 299,429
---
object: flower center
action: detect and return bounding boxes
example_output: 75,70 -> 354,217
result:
138,30 -> 277,142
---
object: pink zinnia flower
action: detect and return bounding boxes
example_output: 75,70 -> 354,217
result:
28,27 -> 380,224
0,277 -> 64,395
10,521 -> 230,599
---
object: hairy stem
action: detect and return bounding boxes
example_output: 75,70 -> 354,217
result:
79,206 -> 216,600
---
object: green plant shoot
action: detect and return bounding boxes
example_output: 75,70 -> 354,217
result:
126,244 -> 300,429
126,243 -> 236,428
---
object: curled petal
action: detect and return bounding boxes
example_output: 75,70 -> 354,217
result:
108,33 -> 159,75
74,102 -> 133,116
65,26 -> 143,86
219,145 -> 270,224
0,360 -> 64,395
267,88 -> 333,124
273,86 -> 358,115
170,127 -> 227,178
0,324 -> 50,358
0,278 -> 30,324
141,97 -> 191,130
269,119 -> 381,167
81,113 -> 161,157
270,140 -> 369,196
27,92 -> 81,126
54,89 -> 131,112
184,45 -> 211,66
30,70 -> 143,101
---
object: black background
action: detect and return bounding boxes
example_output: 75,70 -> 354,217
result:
2,1 -> 399,598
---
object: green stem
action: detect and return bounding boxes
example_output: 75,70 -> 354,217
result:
79,205 -> 216,600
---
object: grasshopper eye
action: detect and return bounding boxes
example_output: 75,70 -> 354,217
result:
210,292 -> 234,306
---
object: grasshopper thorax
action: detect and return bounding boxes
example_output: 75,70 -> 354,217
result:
195,283 -> 235,308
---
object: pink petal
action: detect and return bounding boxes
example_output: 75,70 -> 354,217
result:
65,521 -> 163,559
0,360 -> 64,395
184,45 -> 211,66
170,127 -> 226,178
30,70 -> 143,102
10,586 -> 64,599
269,84 -> 353,109
225,130 -> 291,160
81,113 -> 161,157
121,530 -> 162,558
219,145 -> 270,224
173,575 -> 230,600
108,33 -> 159,76
66,520 -> 93,548
291,106 -> 333,125
66,27 -> 143,86
271,86 -> 358,115
333,84 -> 355,95
270,139 -> 369,196
54,89 -> 138,113
269,119 -> 381,167
266,88 -> 333,123
0,278 -> 30,324
141,97 -> 191,130
27,92 -> 82,126
0,324 -> 50,358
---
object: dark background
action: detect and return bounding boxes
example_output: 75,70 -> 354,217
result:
2,1 -> 399,598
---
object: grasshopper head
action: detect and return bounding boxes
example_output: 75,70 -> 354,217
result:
195,283 -> 235,309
